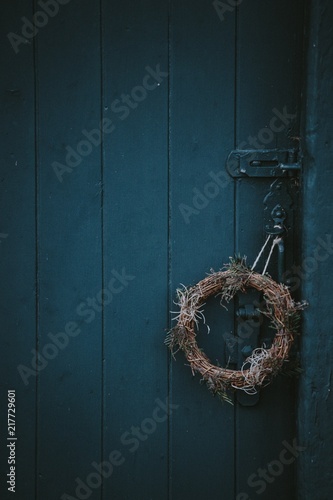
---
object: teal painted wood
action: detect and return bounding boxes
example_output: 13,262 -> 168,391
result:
102,1 -> 169,499
0,2 -> 36,499
36,1 -> 103,499
0,1 -> 313,499
298,1 -> 333,498
169,1 -> 236,498
234,1 -> 305,499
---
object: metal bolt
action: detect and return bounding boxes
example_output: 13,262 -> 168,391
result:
237,304 -> 261,320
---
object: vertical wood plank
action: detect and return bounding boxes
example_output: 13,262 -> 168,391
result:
298,1 -> 333,498
235,1 -> 305,498
169,0 -> 236,498
236,0 -> 304,148
36,1 -> 102,498
0,2 -> 36,498
102,1 -> 169,498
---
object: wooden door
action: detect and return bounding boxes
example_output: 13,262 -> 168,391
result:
0,1 -> 306,499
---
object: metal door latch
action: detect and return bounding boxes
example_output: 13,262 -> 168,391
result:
226,148 -> 301,178
236,303 -> 261,320
265,204 -> 286,235
227,292 -> 262,406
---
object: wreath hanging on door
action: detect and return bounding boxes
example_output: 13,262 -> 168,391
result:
165,257 -> 306,403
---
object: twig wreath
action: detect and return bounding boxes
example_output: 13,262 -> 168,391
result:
165,257 -> 306,403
